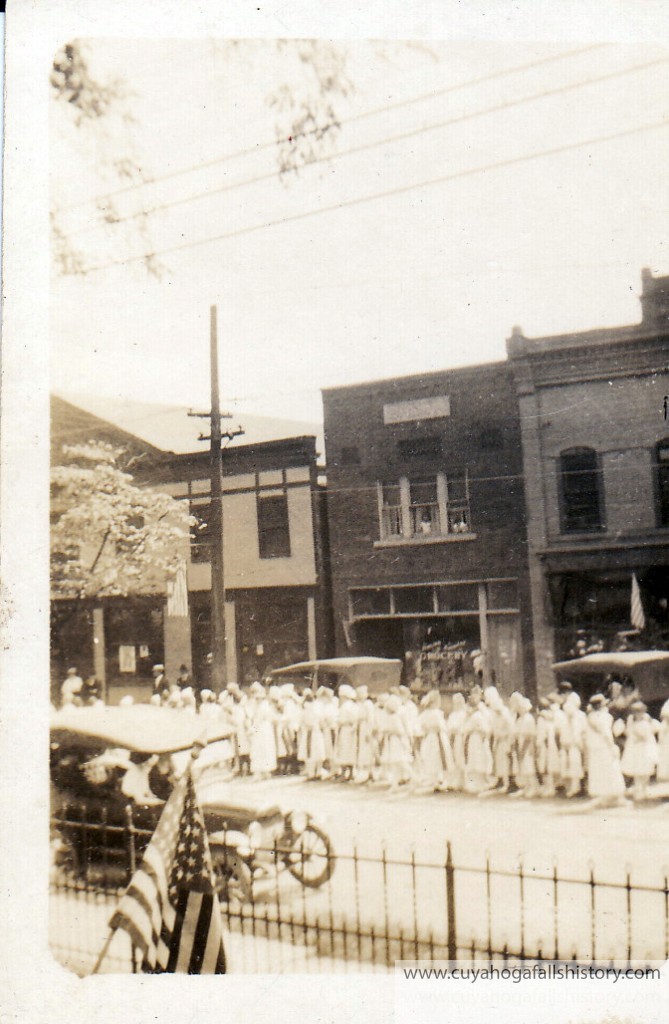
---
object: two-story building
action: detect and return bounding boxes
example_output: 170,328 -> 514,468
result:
506,268 -> 669,695
51,395 -> 332,699
322,365 -> 535,698
145,436 -> 332,687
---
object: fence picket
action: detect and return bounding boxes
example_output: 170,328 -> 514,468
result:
49,806 -> 667,974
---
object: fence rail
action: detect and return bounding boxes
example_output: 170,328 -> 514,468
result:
50,805 -> 669,974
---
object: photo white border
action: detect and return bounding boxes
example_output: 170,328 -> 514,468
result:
2,2 -> 669,1022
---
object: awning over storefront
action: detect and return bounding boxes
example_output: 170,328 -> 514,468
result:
540,543 -> 669,575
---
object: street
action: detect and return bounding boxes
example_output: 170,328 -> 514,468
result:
201,774 -> 669,967
50,775 -> 669,974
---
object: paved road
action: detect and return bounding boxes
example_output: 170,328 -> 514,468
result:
199,772 -> 669,874
198,774 -> 669,965
50,776 -> 669,974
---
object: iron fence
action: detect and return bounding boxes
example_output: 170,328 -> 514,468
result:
49,804 -> 669,974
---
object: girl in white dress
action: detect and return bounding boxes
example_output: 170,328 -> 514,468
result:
464,695 -> 493,794
415,690 -> 454,792
446,693 -> 467,792
380,695 -> 413,792
353,686 -> 376,783
248,682 -> 278,779
557,692 -> 586,798
316,687 -> 338,778
621,701 -> 658,801
334,685 -> 359,781
657,698 -> 669,783
584,695 -> 627,806
483,688 -> 514,795
535,698 -> 561,797
512,697 -> 539,799
298,689 -> 326,780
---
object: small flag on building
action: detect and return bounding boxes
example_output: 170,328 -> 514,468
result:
167,561 -> 189,618
108,771 -> 226,973
631,573 -> 646,632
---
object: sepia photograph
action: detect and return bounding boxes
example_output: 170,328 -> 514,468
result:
2,1 -> 669,1021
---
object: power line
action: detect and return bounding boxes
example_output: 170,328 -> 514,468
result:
58,43 -> 608,215
66,55 -> 668,239
75,118 -> 669,277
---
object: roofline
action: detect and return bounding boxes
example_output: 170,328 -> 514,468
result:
321,359 -> 509,395
156,434 -> 319,461
506,322 -> 669,359
51,394 -> 165,458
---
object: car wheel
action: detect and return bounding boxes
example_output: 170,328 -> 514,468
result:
285,824 -> 335,888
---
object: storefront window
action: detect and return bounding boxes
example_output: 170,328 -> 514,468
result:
350,589 -> 392,617
436,584 -> 478,613
394,587 -> 434,614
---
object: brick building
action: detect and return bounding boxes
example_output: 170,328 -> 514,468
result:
506,268 -> 669,695
51,395 -> 332,700
322,365 -> 535,698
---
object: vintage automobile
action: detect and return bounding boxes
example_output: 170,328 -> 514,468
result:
50,705 -> 335,901
269,656 -> 403,694
553,650 -> 669,717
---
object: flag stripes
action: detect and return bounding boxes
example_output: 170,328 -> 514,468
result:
631,572 -> 646,631
106,771 -> 226,974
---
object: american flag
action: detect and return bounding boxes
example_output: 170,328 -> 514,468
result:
631,572 -> 646,632
109,770 -> 226,973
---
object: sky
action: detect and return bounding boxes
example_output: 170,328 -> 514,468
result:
50,38 -> 669,425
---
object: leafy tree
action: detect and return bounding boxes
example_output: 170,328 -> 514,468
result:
51,442 -> 193,599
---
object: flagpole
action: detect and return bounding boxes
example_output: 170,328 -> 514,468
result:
91,924 -> 118,974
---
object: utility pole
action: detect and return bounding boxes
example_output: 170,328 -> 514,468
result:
188,305 -> 244,693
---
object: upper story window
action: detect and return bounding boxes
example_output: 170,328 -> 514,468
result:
257,493 -> 291,559
559,447 -> 603,533
655,439 -> 669,527
378,472 -> 471,542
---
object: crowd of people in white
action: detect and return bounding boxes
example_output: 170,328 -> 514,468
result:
118,675 -> 669,805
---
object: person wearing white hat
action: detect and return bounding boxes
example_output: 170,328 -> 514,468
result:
557,692 -> 586,798
620,701 -> 658,802
510,697 -> 539,799
415,690 -> 453,793
198,689 -> 218,717
446,693 -> 467,792
535,698 -> 561,798
353,685 -> 376,784
280,684 -> 302,775
248,682 -> 277,780
657,697 -> 669,785
180,687 -> 197,715
151,664 -> 168,696
226,685 -> 251,776
380,694 -> 412,792
298,689 -> 327,780
462,692 -> 493,795
61,667 -> 84,707
480,688 -> 514,796
584,695 -> 627,807
334,685 -> 358,781
315,687 -> 337,778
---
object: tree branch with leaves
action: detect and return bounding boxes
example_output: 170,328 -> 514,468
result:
51,442 -> 193,600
